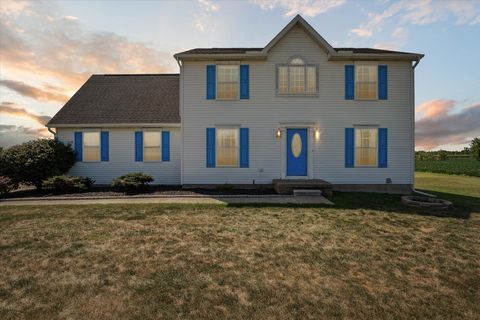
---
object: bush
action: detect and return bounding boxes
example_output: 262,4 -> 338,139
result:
0,176 -> 15,197
1,139 -> 75,189
42,175 -> 94,193
437,150 -> 448,161
111,173 -> 154,193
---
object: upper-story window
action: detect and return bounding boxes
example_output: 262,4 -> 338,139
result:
355,64 -> 377,100
217,65 -> 239,100
277,57 -> 318,95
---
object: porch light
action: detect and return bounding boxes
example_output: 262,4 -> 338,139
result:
276,128 -> 282,139
315,128 -> 320,140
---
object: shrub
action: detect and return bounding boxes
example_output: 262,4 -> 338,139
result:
0,176 -> 15,197
1,139 -> 75,189
111,173 -> 154,193
42,175 -> 94,193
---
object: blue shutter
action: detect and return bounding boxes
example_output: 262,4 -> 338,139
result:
74,132 -> 82,162
345,128 -> 354,168
206,128 -> 215,168
206,65 -> 216,100
240,128 -> 249,168
162,131 -> 170,161
345,65 -> 355,100
378,128 -> 388,168
378,65 -> 388,100
100,131 -> 109,162
240,65 -> 249,99
135,131 -> 143,162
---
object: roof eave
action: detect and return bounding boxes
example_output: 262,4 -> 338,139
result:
174,52 -> 267,61
47,122 -> 182,128
328,53 -> 425,61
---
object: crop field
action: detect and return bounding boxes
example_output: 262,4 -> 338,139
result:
415,157 -> 480,177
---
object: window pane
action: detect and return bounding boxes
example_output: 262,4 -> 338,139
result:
216,128 -> 239,167
355,65 -> 377,99
144,131 -> 160,147
144,147 -> 161,161
355,128 -> 378,166
83,132 -> 100,161
144,131 -> 161,161
217,65 -> 239,99
278,66 -> 288,94
306,66 -> 317,94
289,66 -> 305,94
290,58 -> 304,65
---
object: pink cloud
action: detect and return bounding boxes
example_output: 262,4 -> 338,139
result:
416,99 -> 456,120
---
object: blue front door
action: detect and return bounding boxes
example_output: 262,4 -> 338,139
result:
287,128 -> 307,176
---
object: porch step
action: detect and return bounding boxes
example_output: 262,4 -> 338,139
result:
293,189 -> 323,197
273,179 -> 332,196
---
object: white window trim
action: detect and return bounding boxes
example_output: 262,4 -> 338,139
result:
82,130 -> 101,163
215,127 -> 240,168
354,62 -> 378,101
216,64 -> 240,101
143,130 -> 162,163
354,126 -> 378,168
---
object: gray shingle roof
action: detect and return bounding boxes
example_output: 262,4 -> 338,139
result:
176,48 -> 263,55
176,47 -> 418,55
48,74 -> 180,126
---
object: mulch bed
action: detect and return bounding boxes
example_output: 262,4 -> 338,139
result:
5,185 -> 277,199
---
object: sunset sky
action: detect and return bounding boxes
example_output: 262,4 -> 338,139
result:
0,0 -> 479,150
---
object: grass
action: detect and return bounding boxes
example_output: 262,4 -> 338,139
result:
0,174 -> 479,319
416,157 -> 480,177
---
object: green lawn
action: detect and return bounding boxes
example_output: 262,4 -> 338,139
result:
416,157 -> 480,177
0,174 -> 479,319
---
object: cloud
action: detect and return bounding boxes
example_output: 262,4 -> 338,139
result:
351,0 -> 480,38
252,0 -> 345,17
0,80 -> 69,103
64,15 -> 78,21
0,102 -> 52,126
0,2 -> 176,91
373,27 -> 408,51
0,125 -> 51,147
197,0 -> 220,12
416,100 -> 480,150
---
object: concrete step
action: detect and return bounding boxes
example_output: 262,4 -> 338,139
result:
293,189 -> 323,197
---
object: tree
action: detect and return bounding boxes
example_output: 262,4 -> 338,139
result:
1,139 -> 75,189
470,137 -> 480,161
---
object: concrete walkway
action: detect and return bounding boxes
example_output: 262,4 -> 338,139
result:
0,195 -> 333,206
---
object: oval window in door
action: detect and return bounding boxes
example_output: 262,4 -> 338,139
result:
291,133 -> 302,158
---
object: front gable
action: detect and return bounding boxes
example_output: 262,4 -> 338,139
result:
263,15 -> 335,56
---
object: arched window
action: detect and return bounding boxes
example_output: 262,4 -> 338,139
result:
277,56 -> 318,95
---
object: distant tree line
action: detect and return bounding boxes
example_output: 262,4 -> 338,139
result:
416,137 -> 480,161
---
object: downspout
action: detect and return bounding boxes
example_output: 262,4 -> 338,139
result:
410,57 -> 434,197
47,126 -> 57,139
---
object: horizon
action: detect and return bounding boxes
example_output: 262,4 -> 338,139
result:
1,0 -> 479,150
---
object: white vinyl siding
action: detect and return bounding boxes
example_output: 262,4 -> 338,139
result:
355,128 -> 378,167
182,25 -> 414,185
57,128 -> 181,185
83,132 -> 100,162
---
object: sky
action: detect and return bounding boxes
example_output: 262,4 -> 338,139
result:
0,0 -> 479,150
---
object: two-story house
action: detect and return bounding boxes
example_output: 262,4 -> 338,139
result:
47,15 -> 424,193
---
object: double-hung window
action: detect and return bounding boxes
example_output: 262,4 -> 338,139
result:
277,58 -> 318,95
217,65 -> 239,100
355,128 -> 378,167
355,64 -> 377,100
216,128 -> 239,167
143,131 -> 161,162
83,132 -> 100,162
